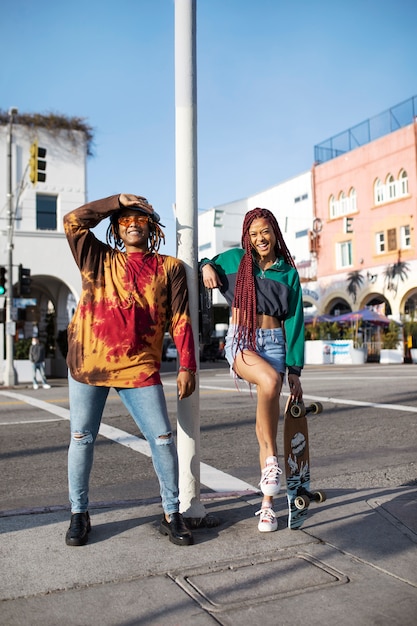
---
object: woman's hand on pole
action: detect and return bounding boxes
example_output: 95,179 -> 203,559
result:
202,264 -> 222,289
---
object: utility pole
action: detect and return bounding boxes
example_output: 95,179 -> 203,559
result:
174,0 -> 206,521
3,107 -> 18,386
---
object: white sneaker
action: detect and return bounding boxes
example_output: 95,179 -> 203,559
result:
33,383 -> 39,390
43,384 -> 51,389
255,506 -> 278,532
259,456 -> 282,496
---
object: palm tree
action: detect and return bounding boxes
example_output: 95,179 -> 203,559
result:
346,271 -> 364,303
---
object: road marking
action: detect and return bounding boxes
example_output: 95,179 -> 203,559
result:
0,392 -> 70,419
0,390 -> 257,494
2,382 -> 416,498
0,418 -> 65,425
164,382 -> 417,413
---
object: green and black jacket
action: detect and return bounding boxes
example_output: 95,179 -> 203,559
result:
201,248 -> 304,373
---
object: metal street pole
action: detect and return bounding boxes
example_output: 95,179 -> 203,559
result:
174,0 -> 206,521
4,107 -> 18,386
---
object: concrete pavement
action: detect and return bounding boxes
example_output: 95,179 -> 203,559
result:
1,484 -> 417,625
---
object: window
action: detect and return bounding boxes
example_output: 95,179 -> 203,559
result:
387,228 -> 397,251
329,195 -> 336,218
336,240 -> 352,268
387,174 -> 396,200
374,171 -> 408,206
376,232 -> 385,254
36,194 -> 57,230
400,225 -> 411,248
295,229 -> 309,239
400,170 -> 409,195
294,193 -> 308,203
329,189 -> 357,218
348,187 -> 357,212
339,191 -> 347,215
374,178 -> 384,204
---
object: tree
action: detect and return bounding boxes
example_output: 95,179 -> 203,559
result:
382,321 -> 400,349
0,110 -> 94,156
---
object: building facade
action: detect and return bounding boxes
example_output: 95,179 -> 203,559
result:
198,170 -> 315,314
0,114 -> 88,377
198,97 -> 417,329
307,99 -> 417,321
2,97 -> 416,378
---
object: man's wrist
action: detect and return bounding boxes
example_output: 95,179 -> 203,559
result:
179,366 -> 196,376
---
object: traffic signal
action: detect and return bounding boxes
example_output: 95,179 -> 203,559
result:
29,140 -> 47,184
18,264 -> 31,296
0,267 -> 6,295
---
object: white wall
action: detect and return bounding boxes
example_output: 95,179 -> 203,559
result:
197,171 -> 314,307
0,123 -> 87,301
198,170 -> 313,264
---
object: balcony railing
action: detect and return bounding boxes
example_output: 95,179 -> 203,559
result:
314,95 -> 417,164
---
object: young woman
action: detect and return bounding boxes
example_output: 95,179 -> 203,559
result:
201,208 -> 304,532
64,193 -> 196,547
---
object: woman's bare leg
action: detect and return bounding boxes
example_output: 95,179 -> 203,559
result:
233,349 -> 283,504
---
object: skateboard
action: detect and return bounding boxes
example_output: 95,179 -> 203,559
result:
283,396 -> 326,530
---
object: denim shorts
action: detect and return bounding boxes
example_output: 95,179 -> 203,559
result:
224,325 -> 286,374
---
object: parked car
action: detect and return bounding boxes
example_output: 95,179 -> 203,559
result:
200,337 -> 226,362
165,343 -> 177,362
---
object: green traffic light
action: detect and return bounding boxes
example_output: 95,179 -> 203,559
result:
0,266 -> 6,295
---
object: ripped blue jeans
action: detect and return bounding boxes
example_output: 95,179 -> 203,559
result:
67,374 -> 179,515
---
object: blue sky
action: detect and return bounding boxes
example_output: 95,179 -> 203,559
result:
2,0 -> 417,255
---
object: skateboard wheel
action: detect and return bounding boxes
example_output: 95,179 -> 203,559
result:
290,403 -> 305,418
313,490 -> 326,503
294,494 -> 310,510
309,402 -> 323,415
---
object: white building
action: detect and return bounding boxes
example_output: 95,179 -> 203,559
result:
198,170 -> 315,309
0,114 -> 89,378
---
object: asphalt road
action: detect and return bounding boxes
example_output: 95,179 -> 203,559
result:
1,362 -> 416,514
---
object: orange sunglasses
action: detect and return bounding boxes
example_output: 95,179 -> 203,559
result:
118,215 -> 149,227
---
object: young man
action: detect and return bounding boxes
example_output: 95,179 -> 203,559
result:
28,337 -> 51,389
64,194 -> 197,547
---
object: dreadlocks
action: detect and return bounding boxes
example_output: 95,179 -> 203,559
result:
232,207 -> 295,353
106,215 -> 165,253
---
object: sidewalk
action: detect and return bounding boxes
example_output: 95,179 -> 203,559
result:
1,485 -> 417,625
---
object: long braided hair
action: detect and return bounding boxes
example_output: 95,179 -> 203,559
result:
106,214 -> 165,253
232,207 -> 295,353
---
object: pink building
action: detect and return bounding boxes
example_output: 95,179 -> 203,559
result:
305,98 -> 417,321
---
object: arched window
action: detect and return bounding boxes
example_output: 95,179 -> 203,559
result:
329,194 -> 336,218
339,191 -> 347,215
399,170 -> 408,195
387,174 -> 396,200
348,187 -> 357,212
374,178 -> 383,204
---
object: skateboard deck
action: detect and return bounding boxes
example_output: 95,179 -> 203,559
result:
283,396 -> 326,530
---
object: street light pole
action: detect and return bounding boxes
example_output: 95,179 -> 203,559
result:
174,0 -> 206,521
4,107 -> 18,386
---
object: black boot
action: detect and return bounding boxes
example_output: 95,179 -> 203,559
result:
65,512 -> 91,546
159,512 -> 194,546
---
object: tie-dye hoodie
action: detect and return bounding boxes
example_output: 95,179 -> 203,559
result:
64,195 -> 196,387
